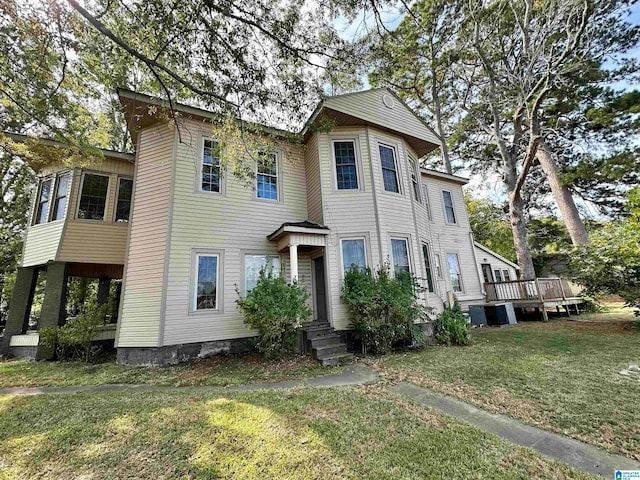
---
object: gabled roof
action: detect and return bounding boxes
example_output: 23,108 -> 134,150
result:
474,242 -> 520,270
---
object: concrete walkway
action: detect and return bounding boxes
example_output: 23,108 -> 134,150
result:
0,364 -> 379,396
390,382 -> 640,477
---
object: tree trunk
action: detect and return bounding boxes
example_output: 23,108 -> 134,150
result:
431,82 -> 452,174
508,190 -> 537,279
537,142 -> 589,245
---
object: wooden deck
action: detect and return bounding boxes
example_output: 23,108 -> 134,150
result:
484,278 -> 583,321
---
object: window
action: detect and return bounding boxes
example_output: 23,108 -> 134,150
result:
34,178 -> 53,225
409,156 -> 421,202
503,270 -> 512,281
245,255 -> 281,292
341,238 -> 367,274
442,190 -> 457,224
78,173 -> 109,220
435,254 -> 443,278
422,243 -> 435,293
334,141 -> 359,190
422,184 -> 432,220
494,269 -> 503,282
257,152 -> 278,200
391,238 -> 410,276
115,178 -> 133,222
201,139 -> 221,192
379,145 -> 400,193
447,253 -> 463,292
51,174 -> 70,221
195,254 -> 219,310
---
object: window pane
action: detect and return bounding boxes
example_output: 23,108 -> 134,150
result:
78,174 -> 109,220
334,141 -> 358,190
494,269 -> 503,282
202,140 -> 221,192
257,153 -> 277,175
51,175 -> 70,221
447,253 -> 462,292
422,244 -> 435,293
115,178 -> 133,222
443,191 -> 456,223
409,158 -> 420,202
256,152 -> 278,200
422,184 -> 432,220
391,239 -> 410,275
379,145 -> 399,193
503,270 -> 511,281
245,255 -> 281,292
34,179 -> 53,225
342,239 -> 366,274
197,255 -> 218,310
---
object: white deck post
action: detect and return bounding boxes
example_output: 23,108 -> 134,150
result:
289,243 -> 299,283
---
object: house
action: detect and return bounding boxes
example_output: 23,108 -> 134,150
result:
1,88 -> 487,364
474,242 -> 520,285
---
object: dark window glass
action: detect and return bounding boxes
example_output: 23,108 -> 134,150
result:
409,157 -> 420,202
494,269 -> 503,282
422,244 -> 435,293
257,152 -> 278,200
51,174 -> 70,221
78,174 -> 109,220
379,145 -> 399,193
334,141 -> 358,190
443,191 -> 457,224
202,139 -> 221,192
391,239 -> 410,275
115,178 -> 133,222
34,178 -> 52,225
196,255 -> 218,310
503,270 -> 511,281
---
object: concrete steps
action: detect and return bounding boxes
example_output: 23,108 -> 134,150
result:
301,322 -> 353,366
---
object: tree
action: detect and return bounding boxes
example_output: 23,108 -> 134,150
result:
465,196 -> 516,262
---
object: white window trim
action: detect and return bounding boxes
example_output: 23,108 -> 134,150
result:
442,189 -> 458,225
196,136 -> 225,195
408,155 -> 421,203
50,172 -> 72,223
390,236 -> 413,276
329,136 -> 365,193
32,176 -> 54,226
434,253 -> 443,279
447,252 -> 464,293
113,176 -> 134,223
421,242 -> 436,294
241,252 -> 282,296
421,183 -> 433,221
502,269 -> 511,281
75,171 -> 111,222
190,249 -> 224,314
378,142 -> 403,195
253,150 -> 283,203
339,235 -> 370,277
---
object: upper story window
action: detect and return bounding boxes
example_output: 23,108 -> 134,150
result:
391,238 -> 410,276
51,174 -> 70,222
379,145 -> 400,193
245,254 -> 281,293
503,269 -> 512,281
422,243 -> 435,293
494,269 -> 503,282
256,152 -> 278,200
201,139 -> 221,192
409,157 -> 421,202
195,254 -> 219,310
115,178 -> 133,223
78,173 -> 109,221
34,178 -> 53,225
334,141 -> 359,190
341,238 -> 367,274
447,253 -> 463,292
422,184 -> 433,220
442,190 -> 457,224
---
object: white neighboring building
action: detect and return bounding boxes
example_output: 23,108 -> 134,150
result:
474,242 -> 520,285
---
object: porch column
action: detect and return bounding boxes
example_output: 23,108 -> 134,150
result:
97,277 -> 111,305
0,266 -> 38,355
289,243 -> 299,283
39,262 -> 69,330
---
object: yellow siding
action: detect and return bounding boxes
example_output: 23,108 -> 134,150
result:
117,124 -> 174,348
162,119 -> 309,346
304,133 -> 323,224
22,222 -> 64,267
58,222 -> 128,264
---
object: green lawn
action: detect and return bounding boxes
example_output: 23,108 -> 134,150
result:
0,387 -> 595,479
0,354 -> 338,388
376,320 -> 640,460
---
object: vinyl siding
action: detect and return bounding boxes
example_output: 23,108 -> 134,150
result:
475,245 -> 519,284
21,222 -> 65,266
162,119 -> 308,346
304,133 -> 323,224
117,123 -> 174,347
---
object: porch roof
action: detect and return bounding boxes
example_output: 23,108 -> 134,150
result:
267,220 -> 329,253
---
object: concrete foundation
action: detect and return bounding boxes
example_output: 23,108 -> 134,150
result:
117,337 -> 254,366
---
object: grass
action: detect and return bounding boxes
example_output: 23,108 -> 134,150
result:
376,320 -> 640,460
0,386 -> 596,479
0,354 -> 339,388
574,299 -> 638,322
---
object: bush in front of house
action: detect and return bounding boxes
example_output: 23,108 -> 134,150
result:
342,265 -> 429,355
236,271 -> 311,359
39,304 -> 109,362
433,301 -> 470,346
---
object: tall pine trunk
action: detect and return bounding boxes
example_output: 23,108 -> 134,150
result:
537,142 -> 589,245
508,190 -> 536,279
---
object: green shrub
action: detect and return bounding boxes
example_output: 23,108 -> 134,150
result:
39,304 -> 108,362
236,271 -> 311,359
433,301 -> 470,346
342,265 -> 429,355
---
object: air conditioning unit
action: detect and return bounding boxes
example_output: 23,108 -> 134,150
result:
469,303 -> 517,326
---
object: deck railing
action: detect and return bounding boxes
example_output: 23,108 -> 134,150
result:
484,277 -> 579,303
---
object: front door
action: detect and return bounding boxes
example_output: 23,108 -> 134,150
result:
481,264 -> 494,284
313,256 -> 328,321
